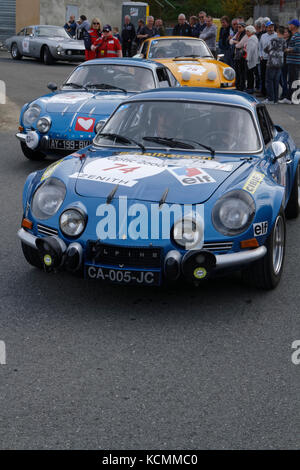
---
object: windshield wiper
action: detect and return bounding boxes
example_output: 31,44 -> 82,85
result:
86,83 -> 127,93
98,133 -> 145,152
143,136 -> 215,156
62,82 -> 87,90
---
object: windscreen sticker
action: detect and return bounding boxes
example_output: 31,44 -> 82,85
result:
243,171 -> 265,194
75,117 -> 95,132
168,167 -> 216,186
48,93 -> 93,103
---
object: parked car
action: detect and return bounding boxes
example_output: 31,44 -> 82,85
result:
5,25 -> 85,65
134,36 -> 235,89
18,88 -> 299,289
16,58 -> 179,160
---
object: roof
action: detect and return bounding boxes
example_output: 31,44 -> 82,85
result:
80,58 -> 162,69
124,87 -> 259,110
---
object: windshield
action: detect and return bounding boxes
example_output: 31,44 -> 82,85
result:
95,101 -> 261,153
148,38 -> 212,59
63,64 -> 156,92
35,26 -> 70,38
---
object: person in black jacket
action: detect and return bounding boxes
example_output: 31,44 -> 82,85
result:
121,15 -> 136,57
172,14 -> 193,37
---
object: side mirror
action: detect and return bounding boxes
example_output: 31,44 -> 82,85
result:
217,54 -> 224,61
272,141 -> 287,161
47,82 -> 58,92
133,53 -> 144,59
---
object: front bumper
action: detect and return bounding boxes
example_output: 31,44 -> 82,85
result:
16,132 -> 26,143
18,228 -> 267,277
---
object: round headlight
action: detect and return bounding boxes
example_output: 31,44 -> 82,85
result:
172,215 -> 204,250
31,178 -> 66,220
223,67 -> 236,81
212,190 -> 255,236
95,120 -> 106,134
37,116 -> 51,133
23,104 -> 41,126
60,209 -> 86,238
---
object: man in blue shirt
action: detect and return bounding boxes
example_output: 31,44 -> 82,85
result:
280,19 -> 300,103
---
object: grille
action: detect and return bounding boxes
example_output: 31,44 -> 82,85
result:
203,241 -> 233,252
67,49 -> 84,55
87,241 -> 162,268
37,224 -> 58,237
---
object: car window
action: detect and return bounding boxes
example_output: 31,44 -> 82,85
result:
95,101 -> 261,153
148,38 -> 212,59
141,41 -> 148,57
64,64 -> 156,92
156,68 -> 170,87
25,27 -> 34,36
35,26 -> 69,38
166,69 -> 178,87
257,106 -> 272,145
17,29 -> 25,36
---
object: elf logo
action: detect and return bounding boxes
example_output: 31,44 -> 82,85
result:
253,221 -> 268,236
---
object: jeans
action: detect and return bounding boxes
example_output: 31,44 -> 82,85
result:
280,63 -> 288,98
234,58 -> 246,91
260,59 -> 268,96
266,67 -> 281,102
247,65 -> 257,91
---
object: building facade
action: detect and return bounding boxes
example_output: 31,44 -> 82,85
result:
0,0 -> 125,42
254,0 -> 300,24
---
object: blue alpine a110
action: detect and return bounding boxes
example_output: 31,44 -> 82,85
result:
16,58 -> 178,160
18,88 -> 300,289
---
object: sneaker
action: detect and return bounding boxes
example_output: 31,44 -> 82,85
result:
278,98 -> 291,104
262,99 -> 272,104
273,102 -> 278,105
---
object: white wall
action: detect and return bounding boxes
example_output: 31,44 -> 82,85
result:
40,0 -> 124,29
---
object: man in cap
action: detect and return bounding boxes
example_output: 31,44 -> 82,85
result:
280,19 -> 300,103
92,25 -> 122,58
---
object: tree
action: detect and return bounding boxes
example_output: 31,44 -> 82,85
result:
221,0 -> 253,19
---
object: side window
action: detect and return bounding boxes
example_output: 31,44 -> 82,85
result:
25,27 -> 33,36
166,69 -> 178,87
264,107 -> 275,137
17,29 -> 25,36
257,106 -> 272,145
141,41 -> 148,57
156,68 -> 170,87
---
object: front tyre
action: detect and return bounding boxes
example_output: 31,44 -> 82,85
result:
242,211 -> 286,289
21,242 -> 43,269
11,43 -> 22,60
21,142 -> 46,161
285,163 -> 300,219
42,46 -> 54,65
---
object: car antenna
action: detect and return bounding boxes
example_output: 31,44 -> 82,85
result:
106,184 -> 119,204
159,188 -> 169,208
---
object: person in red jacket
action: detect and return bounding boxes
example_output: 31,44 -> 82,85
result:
84,18 -> 102,61
92,24 -> 122,58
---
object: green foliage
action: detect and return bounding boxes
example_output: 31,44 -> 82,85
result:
147,0 -> 224,25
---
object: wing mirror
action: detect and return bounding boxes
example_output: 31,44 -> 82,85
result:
272,141 -> 287,162
217,54 -> 224,61
47,82 -> 58,92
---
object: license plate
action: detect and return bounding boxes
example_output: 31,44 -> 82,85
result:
85,265 -> 161,286
49,139 -> 91,150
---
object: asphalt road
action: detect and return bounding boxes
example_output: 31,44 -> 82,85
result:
0,51 -> 299,450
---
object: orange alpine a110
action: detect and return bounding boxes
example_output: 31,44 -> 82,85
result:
134,36 -> 236,89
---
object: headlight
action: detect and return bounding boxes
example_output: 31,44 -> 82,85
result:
223,67 -> 236,81
95,120 -> 106,134
56,45 -> 65,53
60,208 -> 86,238
172,215 -> 204,250
212,190 -> 255,236
23,104 -> 41,126
31,178 -> 66,220
37,116 -> 51,133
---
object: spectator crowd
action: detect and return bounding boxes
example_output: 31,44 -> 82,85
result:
63,10 -> 300,104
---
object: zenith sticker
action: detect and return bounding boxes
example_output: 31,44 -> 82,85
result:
41,159 -> 63,181
69,157 -> 166,187
177,64 -> 206,76
75,117 -> 95,132
48,93 -> 92,103
168,167 -> 216,186
253,221 -> 268,236
243,171 -> 265,194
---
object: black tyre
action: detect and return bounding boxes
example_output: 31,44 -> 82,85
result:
285,164 -> 300,219
21,142 -> 46,161
242,211 -> 286,290
21,242 -> 43,269
11,43 -> 22,60
42,46 -> 54,65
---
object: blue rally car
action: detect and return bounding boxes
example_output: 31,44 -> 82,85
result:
16,58 -> 179,160
18,88 -> 300,289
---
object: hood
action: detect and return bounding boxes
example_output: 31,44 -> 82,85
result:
157,58 -> 223,86
71,151 -> 246,204
43,91 -> 129,114
48,37 -> 84,47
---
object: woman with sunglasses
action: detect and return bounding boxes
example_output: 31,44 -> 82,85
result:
84,18 -> 102,61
